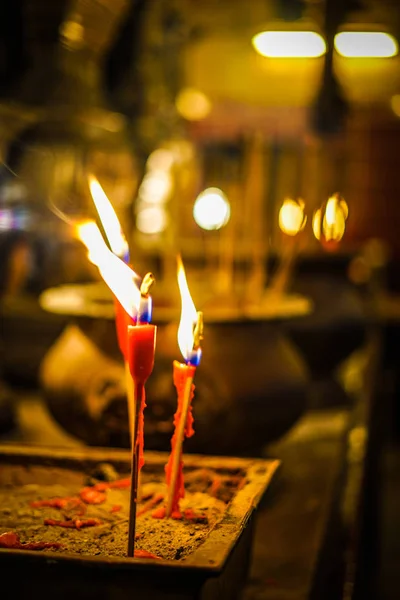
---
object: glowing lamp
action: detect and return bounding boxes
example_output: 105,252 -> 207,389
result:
279,198 -> 307,236
312,194 -> 348,245
193,187 -> 230,231
334,32 -> 398,58
136,206 -> 168,235
252,31 -> 326,58
138,171 -> 173,204
176,87 -> 212,121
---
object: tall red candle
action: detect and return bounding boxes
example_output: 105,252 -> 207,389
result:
126,322 -> 156,556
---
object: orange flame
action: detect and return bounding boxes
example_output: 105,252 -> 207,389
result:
177,256 -> 201,364
76,221 -> 140,317
88,175 -> 129,259
279,198 -> 307,236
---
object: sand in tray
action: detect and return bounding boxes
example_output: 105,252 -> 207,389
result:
0,472 -> 230,561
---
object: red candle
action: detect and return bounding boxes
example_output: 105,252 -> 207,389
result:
164,361 -> 196,517
162,256 -> 203,519
128,324 -> 157,471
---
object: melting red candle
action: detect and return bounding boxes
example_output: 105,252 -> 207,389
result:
163,256 -> 203,518
128,324 -> 156,471
164,361 -> 196,516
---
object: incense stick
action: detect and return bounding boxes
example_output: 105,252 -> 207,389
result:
165,374 -> 194,518
127,380 -> 143,557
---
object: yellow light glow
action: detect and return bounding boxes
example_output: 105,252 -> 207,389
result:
312,209 -> 322,241
193,188 -> 230,231
334,32 -> 398,58
88,175 -> 129,259
177,255 -> 200,363
138,171 -> 173,204
279,198 -> 307,236
136,206 -> 168,235
146,149 -> 175,172
176,87 -> 212,121
252,31 -> 326,58
312,194 -> 348,243
76,221 -> 140,317
391,95 -> 400,117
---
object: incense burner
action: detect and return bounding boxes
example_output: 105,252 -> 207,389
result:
0,444 -> 279,600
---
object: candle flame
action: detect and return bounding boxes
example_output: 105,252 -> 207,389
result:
279,198 -> 307,236
313,194 -> 348,242
177,255 -> 202,365
76,221 -> 141,318
88,175 -> 129,260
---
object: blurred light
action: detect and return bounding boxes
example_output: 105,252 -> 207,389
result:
176,87 -> 212,121
334,32 -> 398,58
0,209 -> 13,231
252,31 -> 326,58
279,198 -> 307,236
312,209 -> 322,241
313,194 -> 348,243
146,149 -> 175,172
193,187 -> 230,231
136,206 -> 168,235
391,94 -> 400,117
138,171 -> 173,204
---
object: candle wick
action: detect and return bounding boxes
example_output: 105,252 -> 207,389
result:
140,272 -> 155,298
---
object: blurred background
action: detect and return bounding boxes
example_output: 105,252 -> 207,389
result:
1,0 -> 400,597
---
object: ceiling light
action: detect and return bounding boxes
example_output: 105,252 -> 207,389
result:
252,31 -> 326,58
334,32 -> 398,58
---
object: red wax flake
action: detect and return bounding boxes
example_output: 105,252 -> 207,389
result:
0,531 -> 62,550
44,518 -> 102,530
79,487 -> 107,505
92,482 -> 109,492
134,549 -> 161,560
108,477 -> 130,490
30,496 -> 81,510
110,504 -> 122,513
210,477 -> 222,497
151,506 -> 166,519
171,510 -> 183,520
183,509 -> 208,524
137,493 -> 164,517
164,361 -> 196,515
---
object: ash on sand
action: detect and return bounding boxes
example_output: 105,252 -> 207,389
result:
0,464 -> 243,561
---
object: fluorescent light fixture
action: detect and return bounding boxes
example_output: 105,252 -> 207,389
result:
334,32 -> 398,58
252,31 -> 326,58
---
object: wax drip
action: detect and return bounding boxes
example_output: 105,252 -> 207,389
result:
0,531 -> 62,550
